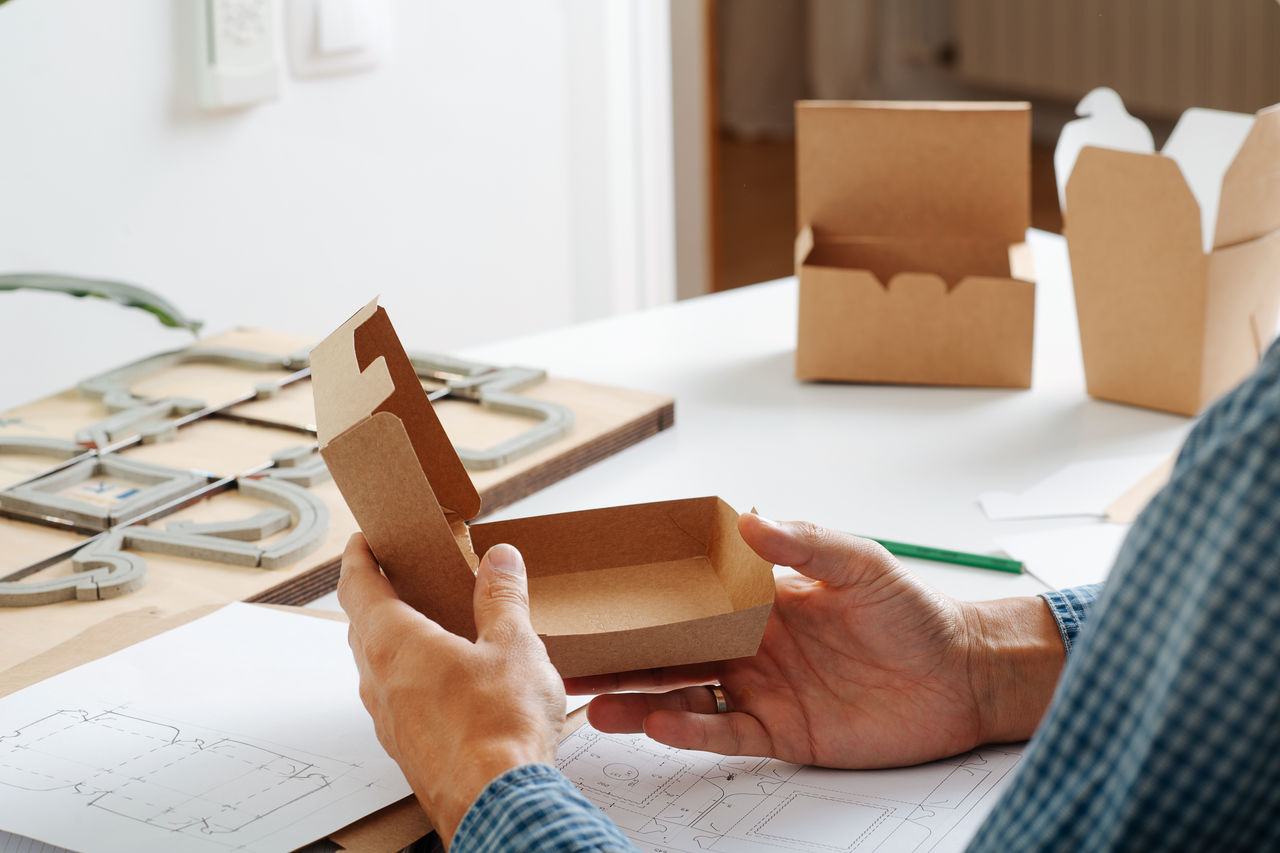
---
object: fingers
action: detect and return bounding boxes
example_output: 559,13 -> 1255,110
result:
738,513 -> 892,588
338,533 -> 449,652
337,533 -> 402,627
473,544 -> 536,645
588,688 -> 774,757
645,710 -> 773,757
587,686 -> 723,731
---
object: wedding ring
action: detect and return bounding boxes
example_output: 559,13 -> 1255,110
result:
707,684 -> 729,714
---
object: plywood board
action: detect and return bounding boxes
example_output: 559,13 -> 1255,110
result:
0,481 -> 361,672
1,329 -> 674,676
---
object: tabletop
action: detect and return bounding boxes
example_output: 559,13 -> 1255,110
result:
453,230 -> 1193,603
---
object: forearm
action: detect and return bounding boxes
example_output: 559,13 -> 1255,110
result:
961,595 -> 1067,744
402,737 -> 557,844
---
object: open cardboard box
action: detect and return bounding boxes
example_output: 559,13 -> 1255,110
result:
1057,89 -> 1280,416
794,100 -> 1035,388
309,301 -> 773,678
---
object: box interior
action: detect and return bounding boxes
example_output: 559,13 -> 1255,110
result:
469,496 -> 772,638
803,234 -> 1015,286
527,558 -> 729,634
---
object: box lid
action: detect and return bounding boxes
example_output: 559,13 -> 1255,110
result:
1216,103 -> 1280,249
310,299 -> 482,521
796,100 -> 1030,246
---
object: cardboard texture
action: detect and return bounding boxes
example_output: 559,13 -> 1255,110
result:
1061,91 -> 1280,416
312,301 -> 774,678
794,101 -> 1035,388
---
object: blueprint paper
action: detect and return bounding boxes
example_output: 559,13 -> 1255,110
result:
558,724 -> 1024,852
996,523 -> 1130,589
979,453 -> 1168,521
0,604 -> 410,853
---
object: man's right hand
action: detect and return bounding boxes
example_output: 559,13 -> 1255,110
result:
566,514 -> 1065,769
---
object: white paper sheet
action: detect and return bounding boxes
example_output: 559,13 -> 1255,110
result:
996,523 -> 1130,589
0,604 -> 410,853
559,724 -> 1024,852
0,830 -> 67,853
979,453 -> 1168,521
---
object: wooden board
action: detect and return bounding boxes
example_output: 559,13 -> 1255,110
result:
0,329 -> 674,673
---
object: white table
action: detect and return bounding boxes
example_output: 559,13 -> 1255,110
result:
3,231 -> 1197,853
455,231 -> 1192,603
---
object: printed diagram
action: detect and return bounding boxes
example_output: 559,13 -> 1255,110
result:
558,726 -> 1023,852
0,709 -> 338,840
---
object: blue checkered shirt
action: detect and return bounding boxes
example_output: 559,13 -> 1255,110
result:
972,342 -> 1280,850
452,763 -> 635,852
453,342 -> 1280,852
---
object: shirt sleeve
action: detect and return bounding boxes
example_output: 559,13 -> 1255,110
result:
971,339 -> 1280,851
1038,583 -> 1102,655
451,763 -> 639,853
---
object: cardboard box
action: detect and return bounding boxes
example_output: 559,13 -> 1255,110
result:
794,100 -> 1035,388
1059,90 -> 1280,416
310,300 -> 773,678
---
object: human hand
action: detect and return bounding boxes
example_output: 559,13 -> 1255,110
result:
569,515 -> 1063,769
338,534 -> 565,845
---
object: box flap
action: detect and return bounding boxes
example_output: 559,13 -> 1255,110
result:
311,298 -> 481,520
795,267 -> 1035,387
796,100 -> 1029,246
1215,103 -> 1280,250
1161,107 -> 1257,252
1053,88 -> 1155,213
320,411 -> 479,639
1065,146 -> 1209,414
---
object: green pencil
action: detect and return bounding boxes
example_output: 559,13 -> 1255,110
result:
856,536 -> 1024,574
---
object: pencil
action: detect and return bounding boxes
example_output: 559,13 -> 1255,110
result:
856,536 -> 1024,574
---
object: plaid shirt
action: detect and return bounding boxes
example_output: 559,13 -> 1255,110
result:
452,763 -> 635,852
972,340 -> 1280,851
454,341 -> 1280,852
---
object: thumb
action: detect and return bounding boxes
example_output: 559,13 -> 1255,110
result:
737,513 -> 893,588
473,543 -> 536,643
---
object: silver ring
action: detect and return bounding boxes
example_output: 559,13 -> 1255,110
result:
707,684 -> 729,714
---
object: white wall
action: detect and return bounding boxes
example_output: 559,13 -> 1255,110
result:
0,0 -> 612,410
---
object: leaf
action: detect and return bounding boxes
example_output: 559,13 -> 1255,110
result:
0,273 -> 203,335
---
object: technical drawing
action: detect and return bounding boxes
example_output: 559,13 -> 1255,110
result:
557,725 -> 1023,852
0,709 -> 339,840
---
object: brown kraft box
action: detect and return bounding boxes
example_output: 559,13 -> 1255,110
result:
1063,102 -> 1280,416
309,300 -> 774,679
794,100 -> 1035,388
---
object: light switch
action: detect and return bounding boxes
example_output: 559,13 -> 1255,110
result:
287,0 -> 389,78
317,0 -> 372,55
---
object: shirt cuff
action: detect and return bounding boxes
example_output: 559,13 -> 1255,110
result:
451,762 -> 636,853
1040,584 -> 1102,655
